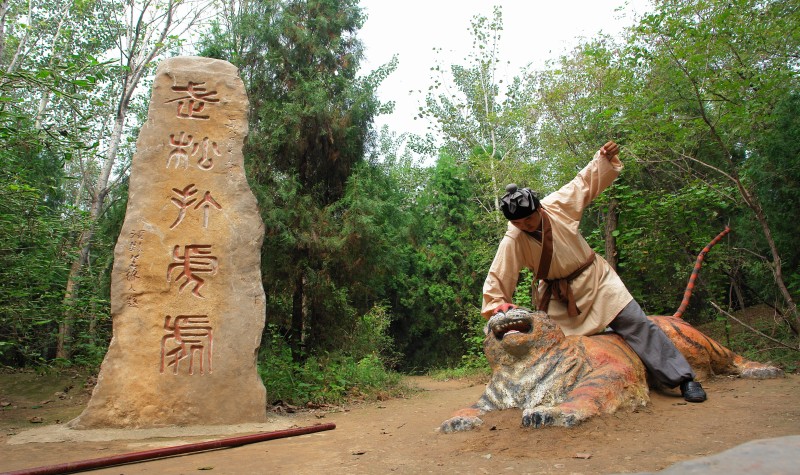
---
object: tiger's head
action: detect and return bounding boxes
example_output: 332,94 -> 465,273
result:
484,307 -> 565,368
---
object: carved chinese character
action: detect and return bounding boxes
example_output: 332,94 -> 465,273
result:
170,184 -> 199,229
166,244 -> 218,297
160,315 -> 213,375
194,191 -> 222,228
167,132 -> 194,169
169,185 -> 222,229
165,82 -> 220,120
125,259 -> 140,283
128,230 -> 145,252
193,137 -> 221,170
126,295 -> 140,308
126,230 -> 145,292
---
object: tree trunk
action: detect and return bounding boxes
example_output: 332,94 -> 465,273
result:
681,67 -> 800,333
730,175 -> 799,334
55,0 -> 198,359
33,1 -> 70,129
753,207 -> 798,330
4,0 -> 31,75
56,89 -> 127,359
603,198 -> 619,271
0,0 -> 10,61
729,268 -> 746,312
290,273 -> 305,360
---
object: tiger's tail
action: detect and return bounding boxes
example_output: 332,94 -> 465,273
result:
673,226 -> 731,319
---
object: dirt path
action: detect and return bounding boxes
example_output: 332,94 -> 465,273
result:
2,374 -> 799,474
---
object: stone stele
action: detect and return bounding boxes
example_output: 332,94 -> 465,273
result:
69,56 -> 267,428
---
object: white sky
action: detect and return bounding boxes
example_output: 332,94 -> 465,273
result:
358,0 -> 652,137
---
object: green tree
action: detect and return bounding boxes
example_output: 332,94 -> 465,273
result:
531,38 -> 633,188
0,122 -> 80,364
0,0 -> 115,364
58,0 -> 207,359
586,183 -> 734,318
530,37 -> 636,276
200,0 -> 397,357
625,0 -> 800,330
388,152 -> 489,369
740,93 -> 800,320
418,7 -> 538,228
0,0 -> 206,364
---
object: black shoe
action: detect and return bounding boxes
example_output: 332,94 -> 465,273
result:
680,380 -> 707,403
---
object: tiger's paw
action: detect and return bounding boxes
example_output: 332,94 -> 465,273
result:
522,407 -> 582,428
522,408 -> 554,428
439,415 -> 484,433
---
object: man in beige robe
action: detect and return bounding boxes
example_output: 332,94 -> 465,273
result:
481,141 -> 707,403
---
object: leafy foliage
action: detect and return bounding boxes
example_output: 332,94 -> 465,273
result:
0,142 -> 74,364
0,56 -> 109,365
258,324 -> 403,405
418,6 -> 539,225
585,182 -> 733,319
386,152 -> 490,370
532,37 -> 634,188
621,0 -> 800,330
743,93 -> 800,304
2,0 -> 798,399
199,0 -> 402,362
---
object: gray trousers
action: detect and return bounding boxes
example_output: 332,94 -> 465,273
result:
608,299 -> 695,388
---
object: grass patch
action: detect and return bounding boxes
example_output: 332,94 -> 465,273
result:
259,352 -> 408,406
258,322 -> 408,407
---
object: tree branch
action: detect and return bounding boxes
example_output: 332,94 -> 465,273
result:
710,301 -> 799,352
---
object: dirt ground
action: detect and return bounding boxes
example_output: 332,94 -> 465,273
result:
1,370 -> 799,475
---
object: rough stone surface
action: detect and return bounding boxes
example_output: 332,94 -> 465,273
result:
69,56 -> 267,428
625,435 -> 800,475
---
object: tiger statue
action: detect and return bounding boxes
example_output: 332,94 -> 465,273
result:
440,228 -> 784,433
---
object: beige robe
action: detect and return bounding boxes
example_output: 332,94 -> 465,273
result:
481,151 -> 633,336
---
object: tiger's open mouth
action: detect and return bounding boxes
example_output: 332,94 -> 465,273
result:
490,316 -> 533,339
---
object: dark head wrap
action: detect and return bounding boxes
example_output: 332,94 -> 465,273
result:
500,183 -> 540,220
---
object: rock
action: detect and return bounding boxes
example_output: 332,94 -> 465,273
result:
68,57 -> 267,429
623,435 -> 800,475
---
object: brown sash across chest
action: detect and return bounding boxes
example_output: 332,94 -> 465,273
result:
533,209 -> 597,318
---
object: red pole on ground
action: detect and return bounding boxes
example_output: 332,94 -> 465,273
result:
2,422 -> 336,475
